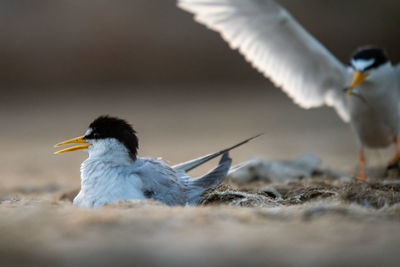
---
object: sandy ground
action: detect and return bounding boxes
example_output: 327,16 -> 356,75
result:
1,83 -> 400,266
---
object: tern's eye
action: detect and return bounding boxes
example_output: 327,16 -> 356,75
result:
84,130 -> 99,139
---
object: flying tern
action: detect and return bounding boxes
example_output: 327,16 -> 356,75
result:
178,0 -> 400,180
54,116 -> 260,207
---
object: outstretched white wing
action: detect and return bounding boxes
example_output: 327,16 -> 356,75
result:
178,0 -> 351,121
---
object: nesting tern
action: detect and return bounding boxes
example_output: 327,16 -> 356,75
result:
54,116 -> 260,207
178,0 -> 400,180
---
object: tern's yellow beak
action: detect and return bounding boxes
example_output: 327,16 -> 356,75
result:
54,136 -> 92,154
346,70 -> 369,97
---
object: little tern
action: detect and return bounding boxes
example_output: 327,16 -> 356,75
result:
177,0 -> 400,180
54,116 -> 260,207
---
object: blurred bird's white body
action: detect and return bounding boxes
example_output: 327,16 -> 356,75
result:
348,63 -> 399,148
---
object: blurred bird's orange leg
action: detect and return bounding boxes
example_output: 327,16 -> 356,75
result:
389,136 -> 400,165
359,150 -> 366,181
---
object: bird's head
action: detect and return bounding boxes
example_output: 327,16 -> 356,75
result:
346,47 -> 389,97
54,116 -> 139,160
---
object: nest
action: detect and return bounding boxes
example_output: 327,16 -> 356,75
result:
201,177 -> 400,209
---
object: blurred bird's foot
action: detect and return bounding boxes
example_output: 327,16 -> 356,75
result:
358,150 -> 367,181
358,170 -> 367,181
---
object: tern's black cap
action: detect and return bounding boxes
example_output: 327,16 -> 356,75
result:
85,115 -> 139,160
351,47 -> 388,71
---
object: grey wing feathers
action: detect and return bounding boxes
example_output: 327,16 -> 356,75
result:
138,158 -> 188,205
178,0 -> 350,122
142,135 -> 261,205
186,152 -> 232,204
173,133 -> 263,172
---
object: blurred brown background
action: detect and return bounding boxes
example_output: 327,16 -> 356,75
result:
0,0 -> 399,87
1,0 -> 400,190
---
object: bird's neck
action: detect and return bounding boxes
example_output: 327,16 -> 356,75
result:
87,150 -> 134,165
86,139 -> 136,165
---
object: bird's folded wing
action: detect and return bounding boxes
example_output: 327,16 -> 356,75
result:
178,0 -> 350,121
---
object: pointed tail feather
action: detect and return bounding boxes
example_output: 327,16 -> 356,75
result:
173,133 -> 263,173
187,152 -> 232,205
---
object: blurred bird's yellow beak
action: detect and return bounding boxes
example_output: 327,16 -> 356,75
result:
346,71 -> 369,97
54,136 -> 91,154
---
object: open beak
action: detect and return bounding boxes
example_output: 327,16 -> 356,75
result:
54,136 -> 92,154
346,70 -> 369,97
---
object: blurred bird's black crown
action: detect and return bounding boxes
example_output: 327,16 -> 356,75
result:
351,47 -> 389,71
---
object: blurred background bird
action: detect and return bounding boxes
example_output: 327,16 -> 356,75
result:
177,0 -> 400,180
